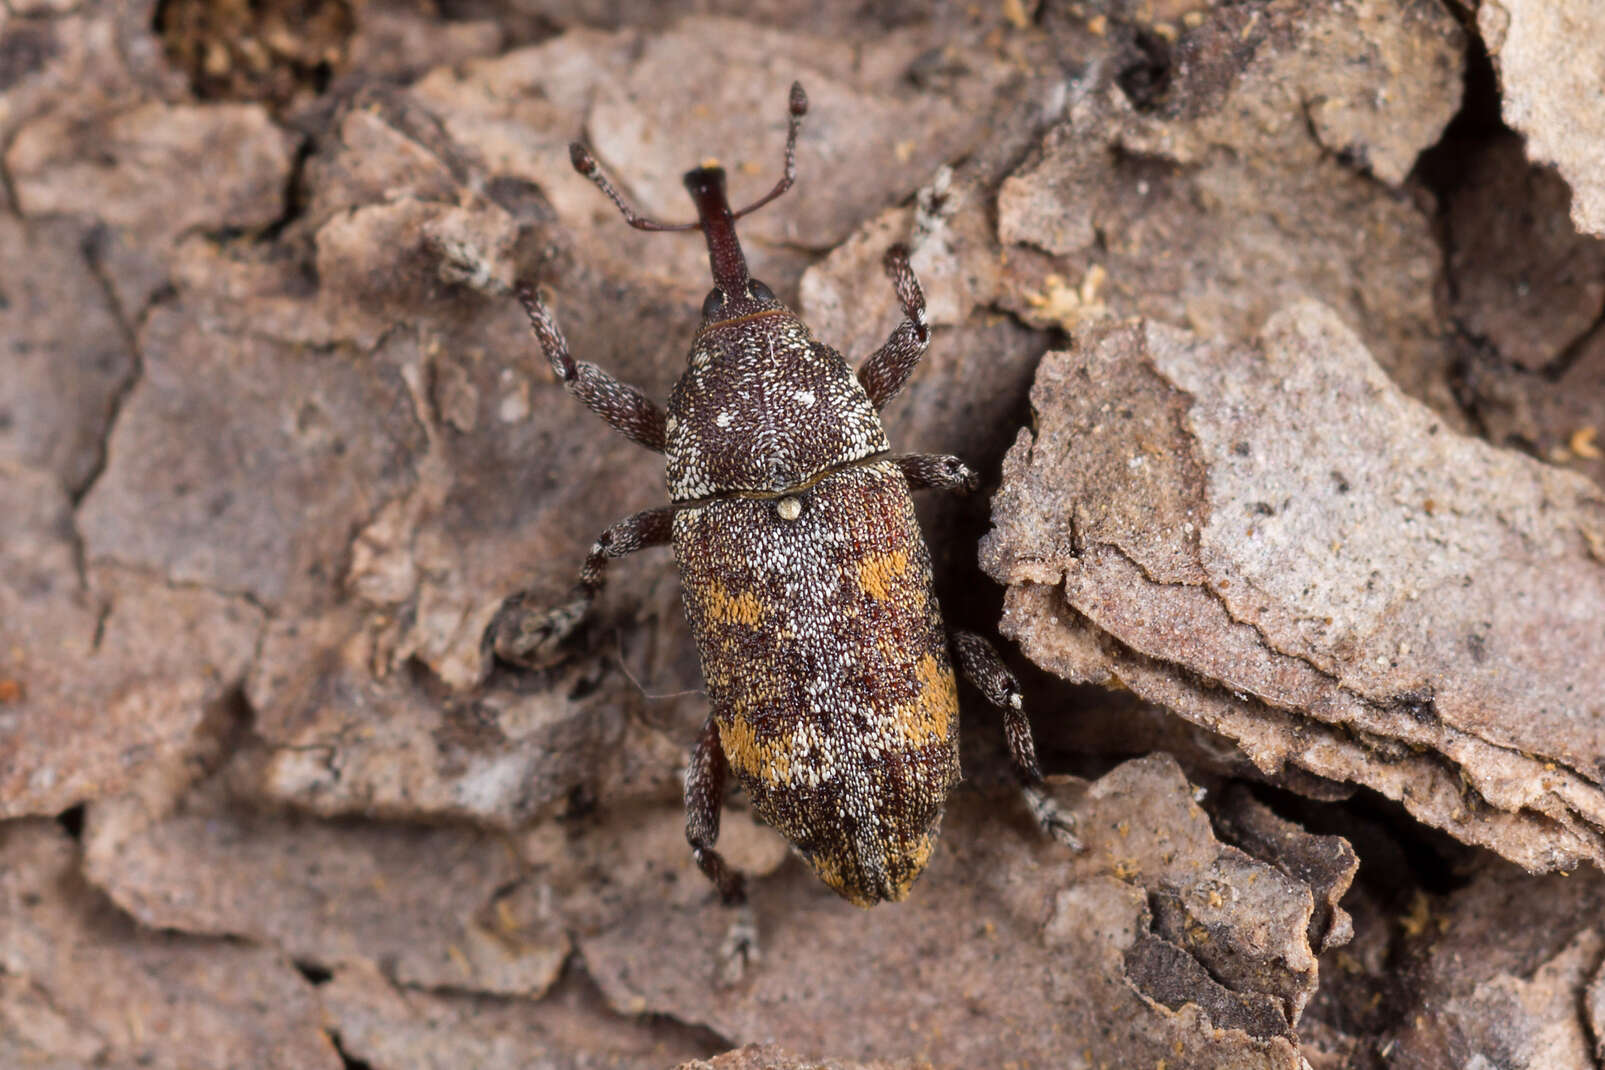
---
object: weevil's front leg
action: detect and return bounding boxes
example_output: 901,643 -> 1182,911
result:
893,453 -> 977,494
855,244 -> 930,410
685,715 -> 758,985
519,284 -> 669,451
486,506 -> 674,670
950,629 -> 1083,851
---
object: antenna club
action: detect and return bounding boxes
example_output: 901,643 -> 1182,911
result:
789,82 -> 808,117
569,142 -> 598,176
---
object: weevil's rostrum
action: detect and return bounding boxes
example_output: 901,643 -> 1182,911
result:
487,82 -> 1076,935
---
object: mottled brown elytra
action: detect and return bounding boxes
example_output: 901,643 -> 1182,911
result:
486,83 -> 1078,977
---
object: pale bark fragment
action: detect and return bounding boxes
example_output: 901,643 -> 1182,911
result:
982,304 -> 1605,873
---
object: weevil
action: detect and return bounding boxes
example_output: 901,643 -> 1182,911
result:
487,83 -> 1079,964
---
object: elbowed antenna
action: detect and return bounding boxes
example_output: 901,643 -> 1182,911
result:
730,80 -> 808,221
567,142 -> 699,232
566,81 -> 809,236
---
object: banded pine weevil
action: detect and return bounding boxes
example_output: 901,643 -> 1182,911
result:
487,83 -> 1080,970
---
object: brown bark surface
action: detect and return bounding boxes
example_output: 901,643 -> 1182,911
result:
3,1 -> 1603,1067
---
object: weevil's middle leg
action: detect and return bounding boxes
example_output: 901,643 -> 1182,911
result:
485,506 -> 674,670
894,453 -> 978,494
518,284 -> 669,452
950,629 -> 1084,851
686,716 -> 759,985
856,244 -> 930,410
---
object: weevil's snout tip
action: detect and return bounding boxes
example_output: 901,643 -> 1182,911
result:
683,165 -> 728,196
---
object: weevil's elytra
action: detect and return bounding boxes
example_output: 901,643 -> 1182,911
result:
675,458 -> 960,904
487,83 -> 1080,965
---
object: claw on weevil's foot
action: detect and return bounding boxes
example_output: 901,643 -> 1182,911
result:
1022,783 -> 1084,853
716,902 -> 760,988
486,592 -> 589,670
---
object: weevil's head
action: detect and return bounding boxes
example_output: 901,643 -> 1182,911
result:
563,83 -> 807,332
683,165 -> 789,329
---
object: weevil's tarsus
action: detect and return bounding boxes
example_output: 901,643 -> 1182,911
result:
857,244 -> 932,409
485,506 -> 675,671
483,587 -> 588,672
717,901 -> 760,988
1022,781 -> 1084,852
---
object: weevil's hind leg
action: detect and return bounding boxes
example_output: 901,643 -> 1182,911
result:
685,716 -> 748,904
485,506 -> 674,671
950,629 -> 1084,851
894,453 -> 978,494
685,716 -> 759,985
518,284 -> 669,452
856,244 -> 931,410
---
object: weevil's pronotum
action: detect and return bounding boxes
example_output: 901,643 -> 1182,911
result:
487,83 -> 1079,963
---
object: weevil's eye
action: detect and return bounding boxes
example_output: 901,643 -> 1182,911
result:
748,279 -> 775,302
701,289 -> 726,319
